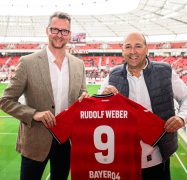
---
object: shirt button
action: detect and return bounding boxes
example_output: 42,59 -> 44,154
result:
52,105 -> 55,109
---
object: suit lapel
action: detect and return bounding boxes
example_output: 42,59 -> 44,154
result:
67,53 -> 73,99
37,49 -> 54,103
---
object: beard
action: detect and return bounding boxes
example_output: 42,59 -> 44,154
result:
50,38 -> 67,49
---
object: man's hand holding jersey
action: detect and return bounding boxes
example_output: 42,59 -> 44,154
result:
102,85 -> 119,95
33,92 -> 89,128
164,116 -> 185,133
102,85 -> 185,133
33,111 -> 56,128
78,92 -> 90,102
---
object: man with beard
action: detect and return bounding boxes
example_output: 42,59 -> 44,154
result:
100,32 -> 187,180
0,12 -> 88,180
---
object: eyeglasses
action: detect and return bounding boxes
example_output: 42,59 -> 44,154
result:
48,27 -> 70,36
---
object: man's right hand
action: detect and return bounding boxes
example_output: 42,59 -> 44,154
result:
33,111 -> 56,128
102,85 -> 119,95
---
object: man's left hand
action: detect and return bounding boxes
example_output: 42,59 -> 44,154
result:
164,116 -> 185,133
78,92 -> 90,102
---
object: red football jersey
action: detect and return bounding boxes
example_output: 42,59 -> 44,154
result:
50,93 -> 165,180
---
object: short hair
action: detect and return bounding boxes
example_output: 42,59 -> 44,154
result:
48,11 -> 71,26
141,33 -> 147,45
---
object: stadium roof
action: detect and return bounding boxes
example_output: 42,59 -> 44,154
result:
0,0 -> 187,42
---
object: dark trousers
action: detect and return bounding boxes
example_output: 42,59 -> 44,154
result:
142,159 -> 171,180
20,138 -> 71,180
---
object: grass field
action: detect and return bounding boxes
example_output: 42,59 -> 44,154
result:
0,83 -> 187,180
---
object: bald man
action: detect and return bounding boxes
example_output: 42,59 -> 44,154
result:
101,32 -> 187,180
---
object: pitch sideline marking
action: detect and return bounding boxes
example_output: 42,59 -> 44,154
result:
175,152 -> 187,175
0,133 -> 17,135
46,173 -> 50,180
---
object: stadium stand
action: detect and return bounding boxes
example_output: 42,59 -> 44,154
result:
0,42 -> 187,84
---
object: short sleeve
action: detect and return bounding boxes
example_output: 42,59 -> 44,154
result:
50,101 -> 79,143
137,108 -> 165,146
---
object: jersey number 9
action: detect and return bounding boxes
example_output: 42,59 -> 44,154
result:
94,125 -> 114,164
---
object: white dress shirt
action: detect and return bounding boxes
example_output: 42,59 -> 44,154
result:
100,63 -> 187,168
47,47 -> 69,115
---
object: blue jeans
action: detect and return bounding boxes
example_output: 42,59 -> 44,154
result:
20,138 -> 70,180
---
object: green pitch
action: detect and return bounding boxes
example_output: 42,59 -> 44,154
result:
0,83 -> 187,179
